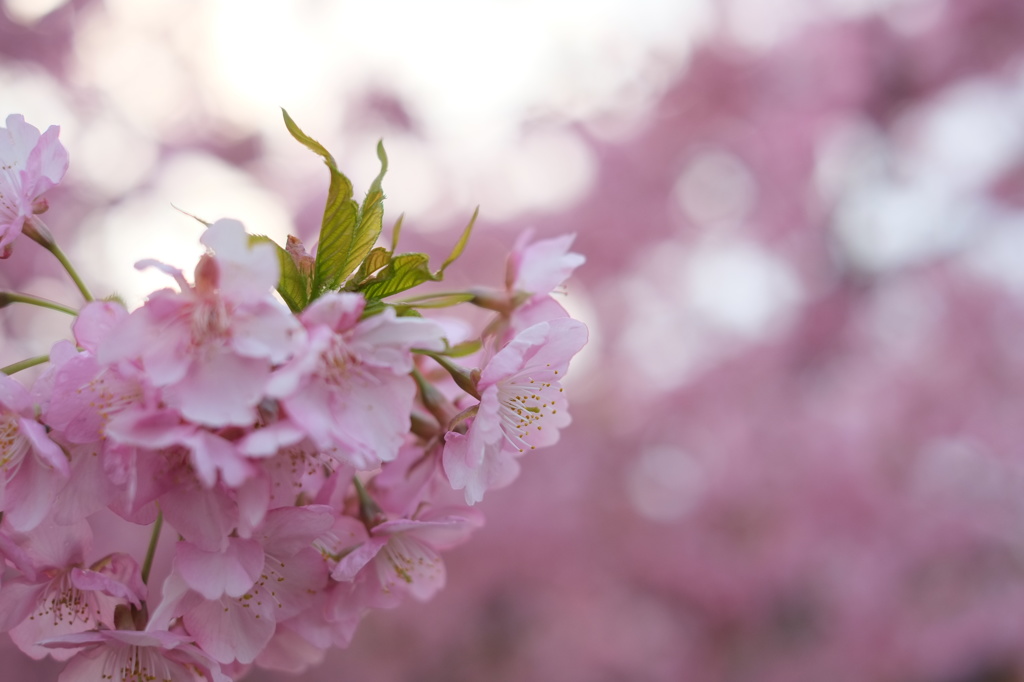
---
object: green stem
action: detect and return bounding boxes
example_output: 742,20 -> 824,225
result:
0,291 -> 78,316
23,218 -> 94,302
48,241 -> 94,302
141,511 -> 163,585
419,351 -> 481,400
2,355 -> 49,375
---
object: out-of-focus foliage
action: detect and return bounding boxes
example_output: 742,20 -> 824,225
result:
5,0 -> 1024,680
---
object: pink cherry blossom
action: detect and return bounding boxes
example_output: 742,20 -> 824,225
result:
0,114 -> 68,258
329,506 -> 484,604
0,520 -> 142,661
443,317 -> 587,504
507,229 -> 585,305
42,628 -> 230,682
0,373 -> 70,531
150,505 -> 333,665
267,292 -> 446,469
98,219 -> 302,429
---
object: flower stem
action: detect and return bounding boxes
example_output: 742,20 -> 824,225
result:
418,351 -> 481,400
0,291 -> 78,316
2,355 -> 49,375
23,218 -> 94,302
49,242 -> 94,302
141,510 -> 163,585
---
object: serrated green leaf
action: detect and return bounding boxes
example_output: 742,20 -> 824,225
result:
282,109 -> 361,297
360,252 -> 436,299
353,246 -> 392,285
339,141 -> 389,288
249,234 -> 310,312
438,206 -> 478,275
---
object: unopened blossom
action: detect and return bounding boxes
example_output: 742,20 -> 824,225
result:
0,114 -> 68,258
443,317 -> 588,504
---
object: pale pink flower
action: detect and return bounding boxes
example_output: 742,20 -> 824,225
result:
0,373 -> 69,531
0,114 -> 68,258
507,229 -> 585,305
99,219 -> 303,428
500,230 -> 585,337
329,506 -> 484,603
267,292 -> 446,469
42,628 -> 229,682
150,505 -> 333,665
443,318 -> 587,504
369,440 -> 449,517
0,520 -> 143,661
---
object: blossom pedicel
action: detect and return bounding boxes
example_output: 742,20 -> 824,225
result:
0,111 -> 587,680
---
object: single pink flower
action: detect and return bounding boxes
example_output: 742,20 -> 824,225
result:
42,628 -> 230,682
0,114 -> 68,258
0,373 -> 70,531
506,229 -> 585,304
0,520 -> 143,661
443,317 -> 588,504
506,230 -> 586,336
329,506 -> 484,603
473,230 -> 586,348
267,292 -> 446,469
99,219 -> 303,429
149,505 -> 333,665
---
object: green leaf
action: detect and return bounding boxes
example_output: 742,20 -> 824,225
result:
352,246 -> 392,286
390,214 -> 405,251
360,253 -> 436,299
443,339 -> 482,357
438,206 -> 478,275
342,140 -> 389,286
249,234 -> 310,312
395,291 -> 475,308
281,109 -> 360,297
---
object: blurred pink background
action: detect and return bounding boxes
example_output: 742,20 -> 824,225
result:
5,0 -> 1024,680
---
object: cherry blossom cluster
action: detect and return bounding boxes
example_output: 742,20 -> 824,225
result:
0,113 -> 587,681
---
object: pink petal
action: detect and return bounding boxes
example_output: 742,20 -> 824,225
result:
177,538 -> 264,599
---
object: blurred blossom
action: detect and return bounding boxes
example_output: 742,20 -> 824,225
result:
627,444 -> 707,522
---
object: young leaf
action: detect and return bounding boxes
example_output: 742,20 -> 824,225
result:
438,206 -> 478,275
249,234 -> 310,312
281,109 -> 359,297
340,141 -> 389,286
391,213 -> 405,251
395,291 -> 475,308
351,246 -> 392,286
360,253 -> 436,300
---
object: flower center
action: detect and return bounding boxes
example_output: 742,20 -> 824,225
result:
0,412 -> 29,473
497,374 -> 558,452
